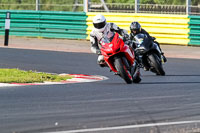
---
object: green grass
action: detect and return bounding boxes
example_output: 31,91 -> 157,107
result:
0,68 -> 73,83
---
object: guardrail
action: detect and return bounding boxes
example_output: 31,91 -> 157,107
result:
0,10 -> 199,46
89,3 -> 200,15
189,15 -> 200,46
0,10 -> 88,39
87,12 -> 190,45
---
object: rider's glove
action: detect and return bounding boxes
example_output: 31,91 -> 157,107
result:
151,37 -> 156,41
122,34 -> 129,43
96,49 -> 101,55
125,40 -> 131,45
123,34 -> 130,41
130,41 -> 137,49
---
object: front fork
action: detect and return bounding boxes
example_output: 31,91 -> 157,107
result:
153,43 -> 165,63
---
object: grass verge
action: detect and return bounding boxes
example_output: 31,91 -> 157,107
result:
0,68 -> 73,83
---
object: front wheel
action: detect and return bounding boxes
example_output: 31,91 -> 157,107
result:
114,58 -> 133,84
132,67 -> 141,83
131,61 -> 141,83
148,53 -> 165,76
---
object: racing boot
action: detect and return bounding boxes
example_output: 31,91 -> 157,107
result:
97,55 -> 108,67
161,52 -> 167,63
98,60 -> 108,67
144,66 -> 149,71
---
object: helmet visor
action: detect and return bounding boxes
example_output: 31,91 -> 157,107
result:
131,29 -> 140,34
93,21 -> 106,29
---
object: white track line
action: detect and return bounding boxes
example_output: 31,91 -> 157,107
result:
46,120 -> 200,133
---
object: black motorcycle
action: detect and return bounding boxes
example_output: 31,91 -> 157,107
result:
133,33 -> 165,76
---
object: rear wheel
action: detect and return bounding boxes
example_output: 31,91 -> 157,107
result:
148,53 -> 165,76
114,58 -> 133,84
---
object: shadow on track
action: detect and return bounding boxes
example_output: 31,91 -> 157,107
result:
141,74 -> 200,84
142,82 -> 200,84
165,75 -> 200,77
143,74 -> 200,77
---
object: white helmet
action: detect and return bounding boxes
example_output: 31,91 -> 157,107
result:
93,14 -> 107,32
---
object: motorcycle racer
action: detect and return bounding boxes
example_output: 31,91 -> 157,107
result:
90,14 -> 129,67
129,21 -> 167,63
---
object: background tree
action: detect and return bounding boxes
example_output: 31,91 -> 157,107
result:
192,0 -> 200,5
0,0 -> 199,11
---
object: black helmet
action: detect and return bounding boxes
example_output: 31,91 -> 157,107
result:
130,21 -> 141,35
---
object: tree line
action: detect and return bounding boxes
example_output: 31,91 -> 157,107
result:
95,0 -> 199,5
0,0 -> 199,11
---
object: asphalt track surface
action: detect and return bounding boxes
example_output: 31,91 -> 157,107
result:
0,47 -> 200,133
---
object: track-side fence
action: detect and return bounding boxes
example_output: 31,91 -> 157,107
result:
0,10 -> 87,39
0,10 -> 200,46
87,12 -> 189,45
189,15 -> 200,46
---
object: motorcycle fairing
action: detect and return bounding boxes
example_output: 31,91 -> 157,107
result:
100,33 -> 135,73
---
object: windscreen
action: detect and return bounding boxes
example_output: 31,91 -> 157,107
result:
101,33 -> 115,44
134,33 -> 145,45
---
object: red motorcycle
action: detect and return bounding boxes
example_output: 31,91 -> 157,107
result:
100,33 -> 141,84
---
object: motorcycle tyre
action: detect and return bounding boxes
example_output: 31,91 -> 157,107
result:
114,58 -> 133,84
148,53 -> 165,76
132,68 -> 141,83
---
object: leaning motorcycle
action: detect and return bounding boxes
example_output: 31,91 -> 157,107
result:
133,33 -> 165,76
100,33 -> 141,84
